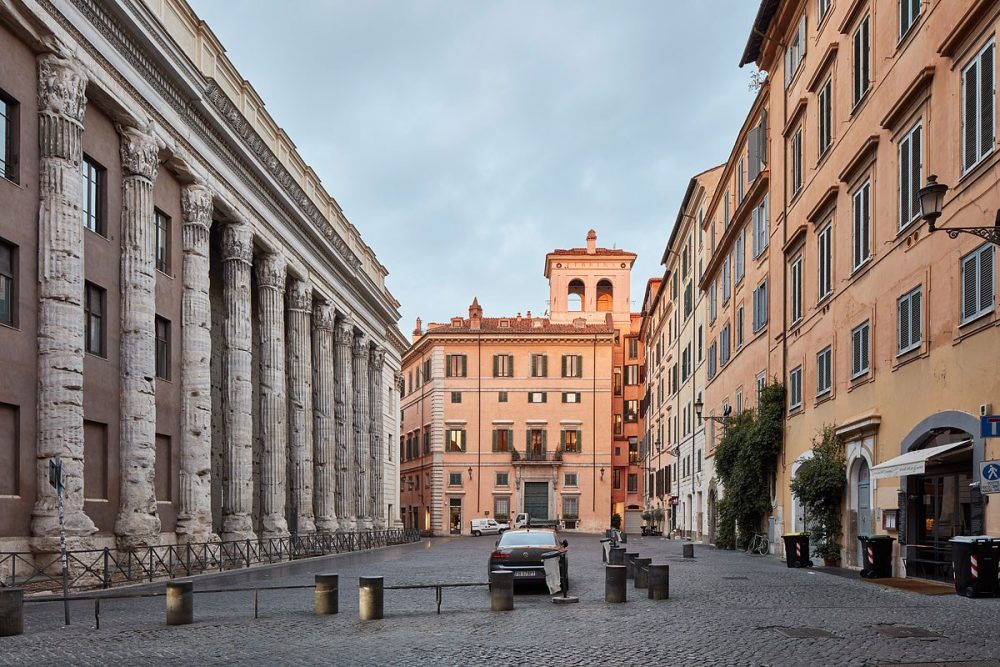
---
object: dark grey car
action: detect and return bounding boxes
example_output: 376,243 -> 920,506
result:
487,528 -> 569,592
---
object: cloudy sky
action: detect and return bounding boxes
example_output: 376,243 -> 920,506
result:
188,1 -> 760,332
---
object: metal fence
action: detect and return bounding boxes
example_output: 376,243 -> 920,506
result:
0,529 -> 420,593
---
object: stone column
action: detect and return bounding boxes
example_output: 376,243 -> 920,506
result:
352,333 -> 371,529
333,316 -> 355,530
114,124 -> 161,549
220,223 -> 256,542
176,184 -> 216,542
31,54 -> 98,542
312,303 -> 337,533
257,253 -> 288,538
368,347 -> 385,529
286,279 -> 316,535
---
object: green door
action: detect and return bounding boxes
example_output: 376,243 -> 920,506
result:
524,482 -> 549,520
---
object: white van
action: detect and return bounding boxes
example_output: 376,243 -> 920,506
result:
470,518 -> 508,536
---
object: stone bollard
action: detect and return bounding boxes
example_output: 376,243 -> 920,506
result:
634,558 -> 652,589
314,574 -> 339,615
0,588 -> 24,637
359,576 -> 384,621
166,582 -> 194,626
609,546 -> 626,565
683,543 -> 694,558
625,552 -> 638,579
647,564 -> 670,600
489,571 -> 514,611
605,565 -> 627,603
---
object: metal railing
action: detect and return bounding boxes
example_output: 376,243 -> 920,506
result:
0,529 -> 420,593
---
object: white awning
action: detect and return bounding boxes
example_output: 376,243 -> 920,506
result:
870,440 -> 972,479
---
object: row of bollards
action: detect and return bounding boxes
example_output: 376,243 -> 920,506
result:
604,549 -> 672,603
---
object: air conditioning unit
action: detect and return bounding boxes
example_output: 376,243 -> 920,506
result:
981,404 -> 993,417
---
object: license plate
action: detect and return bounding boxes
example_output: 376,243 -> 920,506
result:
515,570 -> 538,577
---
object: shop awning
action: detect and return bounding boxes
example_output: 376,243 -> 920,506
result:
870,440 -> 972,479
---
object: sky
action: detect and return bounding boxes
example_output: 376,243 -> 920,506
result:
187,1 -> 761,332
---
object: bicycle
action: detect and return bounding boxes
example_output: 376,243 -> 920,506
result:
745,533 -> 769,555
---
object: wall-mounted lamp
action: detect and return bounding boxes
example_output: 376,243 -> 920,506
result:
467,467 -> 473,480
600,466 -> 605,480
920,174 -> 1000,245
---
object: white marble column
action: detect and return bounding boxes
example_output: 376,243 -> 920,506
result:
220,223 -> 256,542
368,347 -> 386,529
333,316 -> 354,529
176,183 -> 216,542
286,279 -> 316,535
31,54 -> 98,543
352,333 -> 371,529
257,253 -> 288,538
312,302 -> 338,533
114,124 -> 161,548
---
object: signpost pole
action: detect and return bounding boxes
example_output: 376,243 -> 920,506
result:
50,457 -> 70,625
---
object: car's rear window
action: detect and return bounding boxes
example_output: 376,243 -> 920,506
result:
498,531 -> 557,547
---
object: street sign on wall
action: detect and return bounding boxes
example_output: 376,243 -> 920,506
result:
981,415 -> 1000,438
980,461 -> 1000,495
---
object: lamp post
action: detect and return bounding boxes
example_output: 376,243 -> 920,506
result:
693,399 -> 731,428
919,174 -> 1000,245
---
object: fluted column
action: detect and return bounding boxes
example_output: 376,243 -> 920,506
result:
114,124 -> 161,548
31,54 -> 98,542
286,280 -> 316,535
257,253 -> 288,538
333,316 -> 355,529
220,223 -> 256,542
368,347 -> 386,528
312,303 -> 338,533
352,333 -> 371,529
176,184 -> 216,542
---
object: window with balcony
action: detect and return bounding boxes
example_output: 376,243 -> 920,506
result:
527,428 -> 546,459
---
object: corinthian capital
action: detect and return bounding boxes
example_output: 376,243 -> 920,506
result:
335,316 -> 354,347
257,253 -> 287,290
118,124 -> 160,180
221,224 -> 253,263
352,333 -> 369,359
181,183 -> 214,225
313,303 -> 336,331
287,279 -> 312,312
37,54 -> 87,123
369,346 -> 385,369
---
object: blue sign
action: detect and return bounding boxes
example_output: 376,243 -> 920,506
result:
981,461 -> 1000,495
981,415 -> 1000,438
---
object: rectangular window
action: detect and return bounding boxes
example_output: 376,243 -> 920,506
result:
154,210 -> 171,274
0,240 -> 15,326
756,373 -> 766,401
790,128 -> 803,197
752,278 -> 768,333
493,354 -> 514,378
84,282 -> 105,356
627,337 -> 639,359
818,223 -> 833,300
719,323 -> 731,366
818,0 -> 831,22
0,93 -> 18,182
528,392 -> 547,404
561,429 -> 582,454
684,281 -> 693,318
530,353 -> 548,378
496,472 -> 510,487
816,346 -> 833,396
450,391 -> 462,404
961,243 -> 995,323
562,392 -> 581,403
493,428 -> 512,452
789,366 -> 803,409
495,496 -> 510,518
707,342 -> 717,380
853,14 -> 871,107
498,391 -> 508,403
613,368 -> 622,396
448,472 -> 462,486
446,429 -> 466,452
737,158 -> 745,203
962,38 -> 996,174
564,473 -> 578,487
562,354 -> 582,378
446,354 -> 467,377
82,157 -> 105,235
697,325 -> 704,361
818,77 -> 833,156
721,255 -> 731,304
423,428 -> 431,455
898,286 -> 923,354
612,468 -> 622,490
627,473 -> 638,494
851,321 -> 870,378
898,121 -> 922,231
752,195 -> 769,258
784,14 -> 807,87
724,190 -> 730,228
736,305 -> 744,348
624,400 -> 638,423
852,179 -> 872,270
790,256 -> 803,323
899,0 -> 921,40
734,228 -> 745,284
708,281 -> 717,323
624,364 -> 639,386
423,359 -> 432,383
155,316 -> 170,380
527,429 -> 546,457
613,414 -> 623,436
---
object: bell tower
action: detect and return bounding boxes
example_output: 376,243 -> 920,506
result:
544,230 -> 636,326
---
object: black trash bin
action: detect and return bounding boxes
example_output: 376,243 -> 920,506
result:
783,533 -> 813,568
951,536 -> 1000,598
858,535 -> 894,578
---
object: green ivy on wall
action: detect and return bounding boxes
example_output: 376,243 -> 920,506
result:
790,426 -> 846,562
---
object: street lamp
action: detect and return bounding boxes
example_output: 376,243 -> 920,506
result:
919,174 -> 1000,245
694,399 -> 731,427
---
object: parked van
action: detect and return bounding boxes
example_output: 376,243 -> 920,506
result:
470,518 -> 508,536
513,513 -> 560,530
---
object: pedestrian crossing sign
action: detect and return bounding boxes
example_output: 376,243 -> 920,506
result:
981,461 -> 1000,495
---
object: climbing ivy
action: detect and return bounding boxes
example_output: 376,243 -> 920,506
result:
714,381 -> 784,550
790,426 -> 846,561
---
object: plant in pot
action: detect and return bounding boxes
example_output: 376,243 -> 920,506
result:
610,512 -> 622,531
790,426 -> 846,567
652,507 -> 665,533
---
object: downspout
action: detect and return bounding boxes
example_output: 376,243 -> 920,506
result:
593,333 -> 598,514
477,333 -> 481,513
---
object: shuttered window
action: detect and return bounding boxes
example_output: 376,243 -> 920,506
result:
446,429 -> 467,452
719,323 -> 731,366
446,354 -> 467,377
851,321 -> 870,378
852,179 -> 872,270
530,353 -> 548,378
709,281 -> 717,323
707,343 -> 717,380
898,121 -> 922,231
818,77 -> 833,156
790,256 -> 803,324
816,346 -> 833,395
790,128 -> 803,197
853,14 -> 871,107
898,286 -> 923,354
784,14 -> 807,88
493,354 -> 514,378
528,392 -> 547,404
747,112 -> 768,182
752,195 -> 769,258
734,227 -> 745,284
818,223 -> 833,300
721,254 -> 731,304
492,429 -> 513,452
737,159 -> 745,204
962,39 -> 996,174
560,430 -> 582,453
736,305 -> 744,348
752,278 -> 768,333
960,243 -> 995,324
562,354 -> 582,378
899,0 -> 921,39
789,366 -> 803,409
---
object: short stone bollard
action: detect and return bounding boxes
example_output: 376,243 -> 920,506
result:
359,576 -> 384,621
314,574 -> 339,615
166,581 -> 194,626
683,543 -> 695,558
634,558 -> 652,589
609,546 -> 626,565
0,588 -> 24,637
605,565 -> 626,603
489,571 -> 514,611
624,552 -> 638,579
647,564 -> 670,600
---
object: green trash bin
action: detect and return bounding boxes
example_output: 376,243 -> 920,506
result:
782,533 -> 812,568
858,535 -> 894,578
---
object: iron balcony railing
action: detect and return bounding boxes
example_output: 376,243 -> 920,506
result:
511,449 -> 564,463
0,528 -> 420,593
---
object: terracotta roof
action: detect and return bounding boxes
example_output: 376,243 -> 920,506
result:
426,316 -> 614,335
547,247 -> 637,257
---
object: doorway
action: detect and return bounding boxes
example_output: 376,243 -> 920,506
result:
707,488 -> 717,545
449,498 -> 462,534
524,482 -> 549,520
855,459 -> 871,566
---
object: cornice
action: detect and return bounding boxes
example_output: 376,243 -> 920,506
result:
838,135 -> 880,183
880,66 -> 935,131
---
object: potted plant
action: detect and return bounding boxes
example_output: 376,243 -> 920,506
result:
611,512 -> 622,531
652,507 -> 665,535
790,426 -> 846,567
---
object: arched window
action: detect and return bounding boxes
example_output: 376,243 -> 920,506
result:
596,279 -> 613,312
568,279 -> 585,311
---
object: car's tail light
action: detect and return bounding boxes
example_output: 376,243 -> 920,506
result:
490,550 -> 509,561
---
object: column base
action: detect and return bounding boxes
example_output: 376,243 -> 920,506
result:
261,513 -> 290,539
315,517 -> 340,534
30,507 -> 98,540
114,511 -> 162,550
221,515 -> 257,543
338,517 -> 358,532
175,529 -> 220,545
357,518 -> 374,531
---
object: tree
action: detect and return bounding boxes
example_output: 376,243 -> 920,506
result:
790,426 -> 846,562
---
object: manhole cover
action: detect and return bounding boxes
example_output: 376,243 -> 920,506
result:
774,627 -> 838,638
723,576 -> 749,580
874,625 -> 945,639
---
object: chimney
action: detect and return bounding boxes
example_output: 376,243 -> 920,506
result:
586,229 -> 597,254
411,317 -> 423,343
469,297 -> 482,330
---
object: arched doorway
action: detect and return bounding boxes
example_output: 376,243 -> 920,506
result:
707,486 -> 717,545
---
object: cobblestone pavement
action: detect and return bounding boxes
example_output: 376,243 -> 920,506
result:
3,534 -> 1000,666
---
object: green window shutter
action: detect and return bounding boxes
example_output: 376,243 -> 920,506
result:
461,355 -> 467,377
577,430 -> 583,453
576,355 -> 582,377
561,355 -> 567,377
493,355 -> 499,377
559,430 -> 565,450
542,392 -> 547,403
461,430 -> 467,451
525,430 -> 531,451
541,429 -> 547,453
542,354 -> 548,377
507,354 -> 514,377
507,429 -> 514,450
445,355 -> 452,377
492,430 -> 497,452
